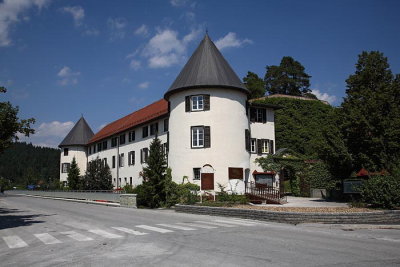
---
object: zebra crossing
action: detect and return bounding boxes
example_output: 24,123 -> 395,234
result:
0,218 -> 261,249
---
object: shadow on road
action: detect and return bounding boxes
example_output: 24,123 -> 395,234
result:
0,206 -> 48,230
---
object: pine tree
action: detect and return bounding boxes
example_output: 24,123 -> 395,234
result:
67,157 -> 81,190
84,157 -> 113,190
264,56 -> 311,96
340,51 -> 400,172
141,136 -> 167,208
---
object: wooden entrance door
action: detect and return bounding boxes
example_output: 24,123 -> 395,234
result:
201,173 -> 214,190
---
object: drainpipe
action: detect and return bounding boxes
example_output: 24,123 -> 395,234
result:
116,137 -> 120,189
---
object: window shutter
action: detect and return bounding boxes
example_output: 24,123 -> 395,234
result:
257,139 -> 262,154
132,151 -> 135,165
269,140 -> 274,154
140,149 -> 143,163
262,109 -> 267,123
185,96 -> 190,112
250,108 -> 256,122
245,129 -> 250,151
203,95 -> 210,111
204,126 -> 211,148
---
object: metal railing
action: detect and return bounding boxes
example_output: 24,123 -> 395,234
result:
6,190 -> 123,203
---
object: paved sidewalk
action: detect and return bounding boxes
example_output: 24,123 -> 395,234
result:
266,196 -> 349,207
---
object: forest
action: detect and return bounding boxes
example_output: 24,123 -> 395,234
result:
0,142 -> 60,188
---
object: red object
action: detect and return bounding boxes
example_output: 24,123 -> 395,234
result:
252,170 -> 276,175
356,168 -> 388,177
89,99 -> 168,144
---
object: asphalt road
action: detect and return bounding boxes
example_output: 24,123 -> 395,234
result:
1,194 -> 400,267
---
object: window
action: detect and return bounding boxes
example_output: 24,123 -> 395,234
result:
102,141 -> 107,150
191,126 -> 211,148
128,151 -> 135,165
150,123 -> 158,135
128,131 -> 135,142
250,139 -> 256,153
103,158 -> 107,167
111,137 -> 118,147
119,134 -> 126,145
250,107 -> 267,123
193,168 -> 201,180
185,95 -> 210,112
88,146 -> 91,155
93,145 -> 96,153
162,143 -> 168,156
142,126 -> 148,138
141,148 -> 149,163
163,119 -> 169,132
124,177 -> 127,184
61,163 -> 70,173
112,156 -> 116,168
63,148 -> 69,156
119,153 -> 125,167
191,95 -> 204,111
97,143 -> 102,152
191,126 -> 204,148
257,139 -> 273,154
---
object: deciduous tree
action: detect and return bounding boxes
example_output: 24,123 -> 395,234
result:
0,87 -> 35,153
243,71 -> 266,99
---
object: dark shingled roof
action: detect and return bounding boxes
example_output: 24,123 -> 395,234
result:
59,117 -> 94,147
164,34 -> 248,99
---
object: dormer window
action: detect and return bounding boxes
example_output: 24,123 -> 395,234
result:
250,107 -> 267,123
185,95 -> 210,112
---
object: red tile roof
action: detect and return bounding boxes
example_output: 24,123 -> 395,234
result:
89,99 -> 168,144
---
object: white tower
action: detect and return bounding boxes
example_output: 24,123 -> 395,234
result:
165,34 -> 250,193
59,117 -> 94,186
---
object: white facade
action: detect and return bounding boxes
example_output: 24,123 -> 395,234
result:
60,146 -> 88,184
87,117 -> 168,188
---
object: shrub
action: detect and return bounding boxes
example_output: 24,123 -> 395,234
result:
216,183 -> 248,204
361,175 -> 400,209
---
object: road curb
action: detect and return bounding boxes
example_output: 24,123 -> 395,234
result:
175,204 -> 400,224
11,193 -> 121,207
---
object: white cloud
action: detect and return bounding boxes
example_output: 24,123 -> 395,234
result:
134,24 -> 148,36
107,17 -> 127,40
61,6 -> 84,26
215,32 -> 253,50
18,120 -> 74,148
0,0 -> 52,47
170,0 -> 189,7
311,89 -> 337,104
82,27 -> 99,36
142,28 -> 201,68
129,59 -> 141,70
138,81 -> 149,89
57,66 -> 80,86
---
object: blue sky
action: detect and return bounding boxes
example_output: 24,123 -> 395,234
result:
1,0 -> 399,147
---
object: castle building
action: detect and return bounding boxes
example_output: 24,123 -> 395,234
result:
59,34 -> 280,193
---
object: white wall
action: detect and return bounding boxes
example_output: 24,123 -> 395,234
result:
59,146 -> 87,183
168,88 -> 250,193
87,118 -> 168,188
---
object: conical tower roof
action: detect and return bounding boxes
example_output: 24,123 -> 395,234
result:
164,34 -> 248,99
59,117 -> 94,147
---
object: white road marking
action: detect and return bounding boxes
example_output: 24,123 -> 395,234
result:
111,227 -> 147,236
156,224 -> 196,231
177,222 -> 218,229
3,236 -> 28,248
61,231 -> 93,241
194,221 -> 236,227
88,229 -> 123,239
34,233 -> 62,244
135,225 -> 174,233
214,219 -> 257,226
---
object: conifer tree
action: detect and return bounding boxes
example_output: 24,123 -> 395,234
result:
84,157 -> 113,190
340,51 -> 400,172
243,71 -> 266,99
67,157 -> 81,190
141,136 -> 167,208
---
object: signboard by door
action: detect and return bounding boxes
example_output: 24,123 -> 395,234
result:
201,173 -> 214,190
